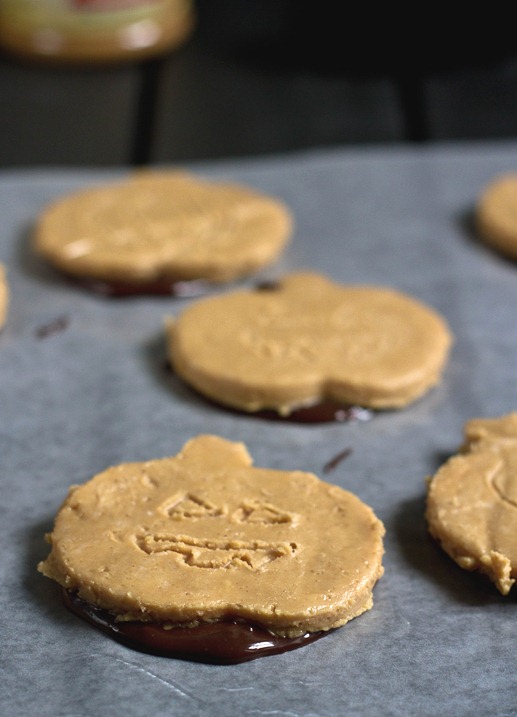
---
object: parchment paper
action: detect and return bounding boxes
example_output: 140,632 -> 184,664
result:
2,141 -> 517,717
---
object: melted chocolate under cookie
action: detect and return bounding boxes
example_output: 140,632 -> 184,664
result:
252,403 -> 372,424
61,589 -> 328,664
74,276 -> 211,298
198,391 -> 373,424
167,363 -> 373,424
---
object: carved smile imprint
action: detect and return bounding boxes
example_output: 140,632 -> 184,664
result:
136,533 -> 298,569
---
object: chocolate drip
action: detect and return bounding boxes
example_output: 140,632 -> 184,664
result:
323,447 -> 353,473
200,391 -> 373,424
252,403 -> 372,424
74,276 -> 211,298
166,365 -> 374,425
61,589 -> 328,664
34,315 -> 70,339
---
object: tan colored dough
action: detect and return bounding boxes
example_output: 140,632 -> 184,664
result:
0,263 -> 8,329
34,171 -> 292,284
166,271 -> 453,414
426,413 -> 517,594
477,173 -> 517,260
38,435 -> 385,638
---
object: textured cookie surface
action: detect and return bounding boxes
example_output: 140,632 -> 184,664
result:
426,413 -> 517,594
34,171 -> 292,284
477,173 -> 517,260
38,435 -> 384,637
0,263 -> 7,329
167,271 -> 452,414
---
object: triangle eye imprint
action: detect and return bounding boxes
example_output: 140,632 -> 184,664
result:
231,499 -> 296,525
157,494 -> 297,525
159,493 -> 225,520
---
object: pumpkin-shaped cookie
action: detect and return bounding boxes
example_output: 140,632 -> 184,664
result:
426,413 -> 517,594
39,435 -> 384,661
167,271 -> 452,416
34,171 -> 292,295
477,173 -> 517,261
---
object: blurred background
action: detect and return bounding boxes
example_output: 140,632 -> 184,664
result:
2,0 -> 517,168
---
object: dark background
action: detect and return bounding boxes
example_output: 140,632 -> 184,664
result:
2,1 -> 517,168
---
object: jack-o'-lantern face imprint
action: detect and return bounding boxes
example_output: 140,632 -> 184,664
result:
238,300 -> 407,365
426,413 -> 517,596
38,435 -> 385,636
167,271 -> 453,414
136,492 -> 299,570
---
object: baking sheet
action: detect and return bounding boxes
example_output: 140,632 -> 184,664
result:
2,142 -> 517,717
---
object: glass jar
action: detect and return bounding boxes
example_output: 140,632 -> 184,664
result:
0,0 -> 195,64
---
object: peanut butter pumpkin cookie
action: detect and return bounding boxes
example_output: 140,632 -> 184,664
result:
166,271 -> 452,416
38,435 -> 384,661
34,171 -> 292,295
426,413 -> 517,594
477,173 -> 517,260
